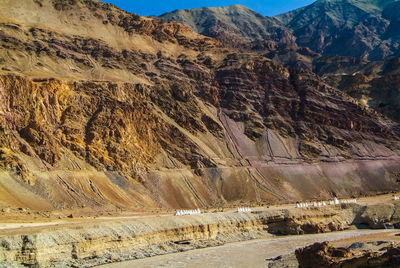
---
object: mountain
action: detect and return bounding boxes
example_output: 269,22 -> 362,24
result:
276,0 -> 400,123
0,0 -> 399,212
160,1 -> 400,124
159,4 -> 296,50
276,0 -> 400,60
161,1 -> 400,60
313,54 -> 400,122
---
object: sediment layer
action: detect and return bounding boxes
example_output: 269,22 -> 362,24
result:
1,203 -> 400,267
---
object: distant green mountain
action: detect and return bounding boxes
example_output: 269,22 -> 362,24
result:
276,0 -> 400,60
159,4 -> 296,49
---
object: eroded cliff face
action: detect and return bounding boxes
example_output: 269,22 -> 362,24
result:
0,0 -> 399,211
1,203 -> 400,267
313,55 -> 400,125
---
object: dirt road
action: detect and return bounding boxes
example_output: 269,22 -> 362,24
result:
0,193 -> 396,236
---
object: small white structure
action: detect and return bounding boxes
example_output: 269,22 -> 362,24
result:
394,196 -> 399,201
296,202 -> 312,209
237,207 -> 252,213
340,199 -> 357,204
334,197 -> 340,205
297,198 -> 357,209
175,209 -> 201,216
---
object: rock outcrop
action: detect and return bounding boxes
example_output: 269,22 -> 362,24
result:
295,241 -> 400,268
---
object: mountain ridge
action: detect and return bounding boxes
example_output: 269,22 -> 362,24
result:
159,4 -> 297,50
160,0 -> 400,60
275,0 -> 400,59
159,0 -> 400,124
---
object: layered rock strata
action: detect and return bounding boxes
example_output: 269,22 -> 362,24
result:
2,203 -> 400,267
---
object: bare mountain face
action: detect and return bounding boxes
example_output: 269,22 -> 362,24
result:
160,1 -> 400,123
159,4 -> 297,50
160,0 -> 400,60
277,0 -> 400,61
313,54 -> 400,123
284,0 -> 400,124
0,0 -> 399,211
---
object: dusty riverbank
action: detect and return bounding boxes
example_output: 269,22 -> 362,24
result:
1,198 -> 400,267
100,229 -> 397,268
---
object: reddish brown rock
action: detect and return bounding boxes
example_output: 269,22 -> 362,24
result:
295,242 -> 400,268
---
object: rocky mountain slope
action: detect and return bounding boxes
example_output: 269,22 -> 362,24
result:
280,0 -> 400,123
0,0 -> 399,211
161,0 -> 400,60
277,0 -> 400,60
160,0 -> 400,122
313,54 -> 400,123
159,4 -> 296,50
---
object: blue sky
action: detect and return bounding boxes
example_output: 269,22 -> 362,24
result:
102,0 -> 316,16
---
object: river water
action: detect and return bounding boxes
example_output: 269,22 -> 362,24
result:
99,229 -> 393,268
